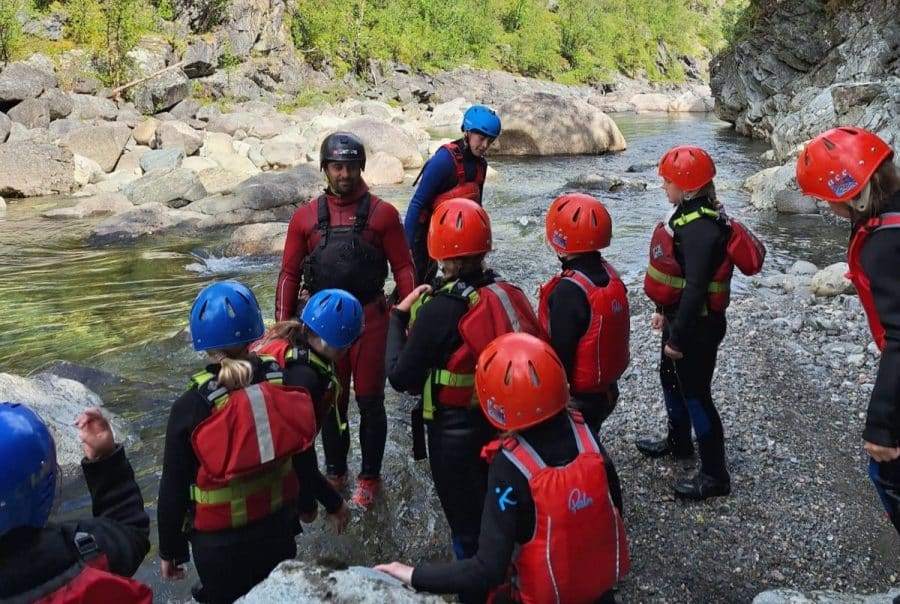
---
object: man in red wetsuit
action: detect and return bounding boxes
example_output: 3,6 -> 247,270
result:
276,131 -> 415,509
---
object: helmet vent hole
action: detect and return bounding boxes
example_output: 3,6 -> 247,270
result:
482,350 -> 497,371
225,299 -> 236,318
504,361 -> 513,386
197,300 -> 208,320
456,213 -> 464,230
571,207 -> 581,222
478,212 -> 489,228
590,210 -> 598,227
822,138 -> 836,151
527,362 -> 540,387
335,298 -> 343,312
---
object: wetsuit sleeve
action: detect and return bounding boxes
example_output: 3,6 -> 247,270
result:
861,235 -> 900,446
276,204 -> 313,321
282,361 -> 326,403
410,454 -> 524,594
375,199 -> 416,299
73,445 -> 150,577
668,218 -> 723,351
547,279 -> 591,381
157,390 -> 206,563
293,447 -> 343,515
385,297 -> 464,393
404,149 -> 456,247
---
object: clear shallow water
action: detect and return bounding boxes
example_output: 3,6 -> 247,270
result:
0,113 -> 853,600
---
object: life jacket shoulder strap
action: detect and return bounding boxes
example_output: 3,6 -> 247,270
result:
568,412 -> 600,455
315,193 -> 373,236
444,141 -> 468,184
501,434 -> 547,480
672,206 -> 720,228
561,269 -> 594,293
872,212 -> 900,232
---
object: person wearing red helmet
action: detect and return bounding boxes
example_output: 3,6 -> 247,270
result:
275,131 -> 416,509
376,333 -> 628,604
796,126 -> 900,533
538,193 -> 630,433
385,199 -> 542,599
637,145 -> 734,500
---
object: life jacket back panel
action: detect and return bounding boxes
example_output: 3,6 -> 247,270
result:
538,264 -> 630,392
24,532 -> 152,604
501,414 -> 629,604
189,377 -> 317,531
302,194 -> 388,304
846,212 -> 900,350
417,141 -> 487,224
726,217 -> 766,276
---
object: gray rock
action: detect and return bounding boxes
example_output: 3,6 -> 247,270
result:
183,39 -> 220,78
0,143 -> 75,196
155,120 -> 204,156
196,167 -> 245,195
753,589 -> 900,604
259,140 -> 305,168
68,93 -> 118,121
170,98 -> 201,121
787,260 -> 818,276
133,118 -> 160,146
0,372 -> 111,466
7,98 -> 50,129
233,164 -> 319,210
48,118 -> 87,141
123,167 -> 207,207
343,116 -> 423,169
0,62 -> 57,104
206,112 -> 286,138
811,262 -> 854,297
566,172 -> 647,192
116,107 -> 144,128
41,192 -> 132,219
87,202 -> 203,245
60,123 -> 133,173
73,77 -> 100,95
363,150 -> 405,185
130,69 -> 191,115
40,88 -> 73,120
139,148 -> 185,172
22,13 -> 64,41
222,0 -> 289,57
183,193 -> 245,215
196,104 -> 221,122
224,222 -> 288,256
73,154 -> 106,186
775,189 -> 819,214
491,92 -> 627,156
114,146 -> 151,175
0,112 -> 9,143
237,560 -> 447,603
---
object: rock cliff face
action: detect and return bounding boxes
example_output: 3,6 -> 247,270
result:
711,0 -> 900,161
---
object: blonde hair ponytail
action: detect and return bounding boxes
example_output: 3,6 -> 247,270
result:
216,356 -> 253,391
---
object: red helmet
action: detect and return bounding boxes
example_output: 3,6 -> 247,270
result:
796,127 -> 894,202
427,198 -> 492,260
545,193 -> 612,254
476,333 -> 569,432
658,145 -> 716,191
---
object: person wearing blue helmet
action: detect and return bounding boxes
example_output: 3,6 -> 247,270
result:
404,103 -> 502,286
157,280 -> 338,603
0,403 -> 152,602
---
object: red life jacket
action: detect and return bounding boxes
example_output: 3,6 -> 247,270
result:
25,532 -> 152,604
493,413 -> 629,604
250,336 -> 343,433
417,141 -> 487,223
538,264 -> 630,393
410,279 -> 544,419
643,206 -> 734,312
188,368 -> 317,532
846,212 -> 900,350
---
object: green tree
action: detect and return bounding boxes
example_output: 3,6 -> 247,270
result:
0,0 -> 23,64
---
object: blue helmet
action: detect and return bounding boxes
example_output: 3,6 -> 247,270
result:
189,280 -> 265,351
462,105 -> 501,139
300,289 -> 364,349
0,403 -> 58,533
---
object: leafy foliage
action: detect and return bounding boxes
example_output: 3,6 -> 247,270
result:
0,0 -> 24,64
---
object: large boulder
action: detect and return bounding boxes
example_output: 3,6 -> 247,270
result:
67,94 -> 118,121
260,140 -> 306,168
40,88 -> 73,120
73,154 -> 106,186
0,112 -> 10,143
0,143 -> 75,196
183,39 -> 220,78
139,148 -> 185,172
237,560 -> 446,603
363,150 -> 405,185
0,62 -> 57,106
7,98 -> 50,129
60,123 -> 133,173
221,0 -> 289,57
232,164 -> 320,210
224,222 -> 289,256
130,69 -> 191,115
744,161 -> 800,211
133,118 -> 160,146
343,117 -> 424,169
206,112 -> 287,139
491,93 -> 627,156
87,202 -> 203,245
810,262 -> 854,297
0,372 -> 107,466
123,168 -> 207,207
41,192 -> 133,219
155,120 -> 204,156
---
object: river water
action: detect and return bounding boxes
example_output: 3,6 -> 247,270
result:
0,113 -> 852,601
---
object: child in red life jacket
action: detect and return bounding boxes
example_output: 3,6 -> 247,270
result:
252,288 -> 363,522
796,127 -> 900,534
157,281 -> 328,604
386,198 -> 543,601
0,403 -> 152,603
376,333 -> 628,604
539,193 -> 630,433
637,145 -> 735,500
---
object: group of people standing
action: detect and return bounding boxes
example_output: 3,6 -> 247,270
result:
1,104 -> 898,604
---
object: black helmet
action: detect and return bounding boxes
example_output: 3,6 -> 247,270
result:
320,132 -> 366,171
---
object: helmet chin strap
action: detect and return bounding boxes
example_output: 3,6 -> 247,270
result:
850,181 -> 872,213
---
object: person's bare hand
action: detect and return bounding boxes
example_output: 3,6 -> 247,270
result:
373,562 -> 413,585
75,408 -> 115,461
663,344 -> 683,360
396,285 -> 432,313
865,441 -> 900,462
161,559 -> 185,581
651,312 -> 665,331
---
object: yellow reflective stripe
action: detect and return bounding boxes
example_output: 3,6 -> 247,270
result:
188,371 -> 215,391
646,264 -> 728,294
672,206 -> 719,227
230,498 -> 247,527
432,369 -> 474,387
423,372 -> 435,421
246,384 -> 275,464
190,460 -> 292,505
308,351 -> 346,432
